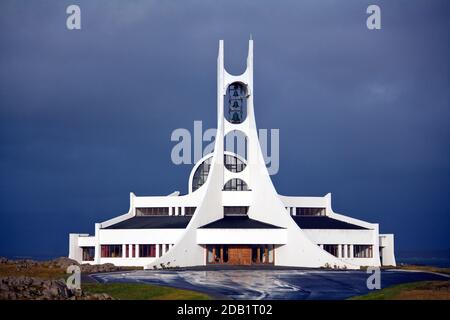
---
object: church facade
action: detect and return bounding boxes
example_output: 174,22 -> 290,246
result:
69,40 -> 396,269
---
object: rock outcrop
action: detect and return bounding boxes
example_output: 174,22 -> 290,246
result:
0,257 -> 137,300
0,276 -> 113,300
0,256 -> 131,274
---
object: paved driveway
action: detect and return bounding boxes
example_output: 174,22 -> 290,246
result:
91,269 -> 448,300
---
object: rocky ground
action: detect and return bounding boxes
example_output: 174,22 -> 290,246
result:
0,276 -> 113,300
0,257 -> 137,300
0,256 -> 125,274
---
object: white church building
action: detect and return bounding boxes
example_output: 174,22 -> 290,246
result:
69,40 -> 396,269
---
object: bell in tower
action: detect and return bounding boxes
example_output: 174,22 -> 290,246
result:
225,82 -> 247,124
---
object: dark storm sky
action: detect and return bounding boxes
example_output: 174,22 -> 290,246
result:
0,0 -> 449,258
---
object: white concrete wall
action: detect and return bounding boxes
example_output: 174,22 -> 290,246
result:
379,234 -> 396,266
69,233 -> 88,262
197,229 -> 287,245
77,235 -> 96,247
99,229 -> 183,244
303,229 -> 375,245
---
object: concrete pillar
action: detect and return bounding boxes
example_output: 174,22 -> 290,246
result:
350,245 -> 354,258
136,244 -> 139,258
156,243 -> 160,258
94,223 -> 101,264
122,244 -> 126,258
181,207 -> 185,216
337,245 -> 342,258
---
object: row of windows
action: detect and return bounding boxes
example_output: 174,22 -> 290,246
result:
136,207 -> 197,216
135,206 -> 251,217
98,244 -> 174,258
354,245 -> 373,258
285,207 -> 326,216
321,244 -> 373,258
136,207 -> 169,216
136,206 -> 327,217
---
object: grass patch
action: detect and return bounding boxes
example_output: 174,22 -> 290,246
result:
82,283 -> 212,300
350,281 -> 450,300
395,265 -> 450,275
0,264 -> 66,279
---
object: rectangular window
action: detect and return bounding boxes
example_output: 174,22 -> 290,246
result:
323,244 -> 339,257
139,244 -> 156,257
295,207 -> 326,216
185,207 -> 196,216
207,246 -> 214,263
354,245 -> 373,258
224,206 -> 249,216
132,244 -> 135,257
135,207 -> 169,216
100,245 -> 122,258
347,245 -> 351,258
178,207 -> 182,215
82,247 -> 95,261
159,244 -> 163,257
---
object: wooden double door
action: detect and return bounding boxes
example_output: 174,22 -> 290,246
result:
227,246 -> 252,265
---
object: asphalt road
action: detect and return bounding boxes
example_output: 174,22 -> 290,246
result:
91,269 -> 448,300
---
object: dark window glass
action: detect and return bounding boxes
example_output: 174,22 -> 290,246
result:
354,245 -> 373,258
136,207 -> 169,216
192,157 -> 212,192
101,245 -> 122,258
139,244 -> 156,258
323,244 -> 339,257
295,207 -> 326,216
82,247 -> 95,261
185,207 -> 196,216
224,206 -> 249,216
223,178 -> 249,191
224,154 -> 246,173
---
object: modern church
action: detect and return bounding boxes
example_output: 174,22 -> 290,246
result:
69,40 -> 396,269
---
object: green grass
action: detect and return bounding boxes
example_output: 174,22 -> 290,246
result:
394,265 -> 450,275
349,281 -> 450,300
82,283 -> 212,300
